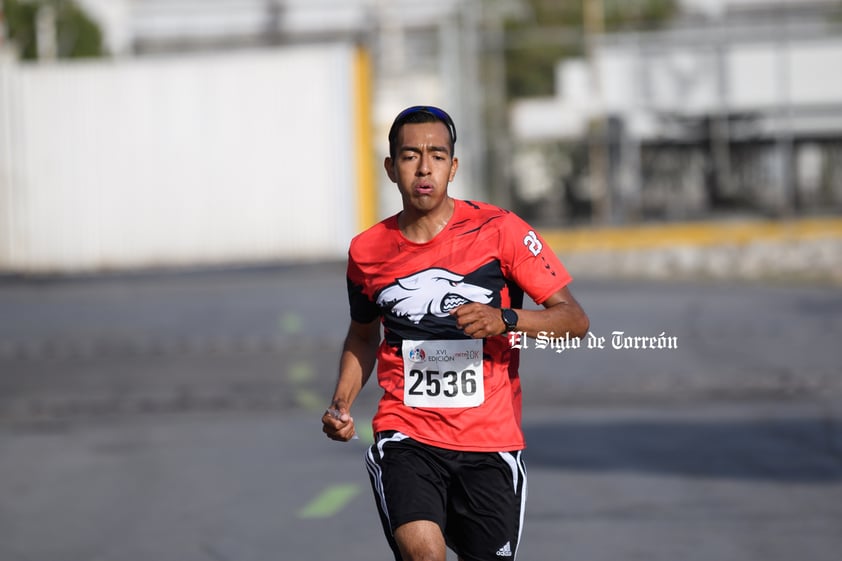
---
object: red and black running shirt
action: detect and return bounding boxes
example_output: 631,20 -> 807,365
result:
347,199 -> 572,452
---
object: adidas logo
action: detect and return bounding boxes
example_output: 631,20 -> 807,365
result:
496,541 -> 513,557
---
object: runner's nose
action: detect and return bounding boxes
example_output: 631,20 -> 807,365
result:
417,153 -> 431,175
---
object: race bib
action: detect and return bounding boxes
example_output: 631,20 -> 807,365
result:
401,339 -> 484,408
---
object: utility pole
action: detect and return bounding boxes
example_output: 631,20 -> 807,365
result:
776,6 -> 795,214
584,0 -> 610,224
35,3 -> 57,61
482,0 -> 513,210
0,4 -> 5,46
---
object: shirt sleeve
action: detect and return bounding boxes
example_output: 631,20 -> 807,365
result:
499,213 -> 572,305
346,255 -> 381,324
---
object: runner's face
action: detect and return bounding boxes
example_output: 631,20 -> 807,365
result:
386,121 -> 458,215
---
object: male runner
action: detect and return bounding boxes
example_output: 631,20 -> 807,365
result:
322,106 -> 589,561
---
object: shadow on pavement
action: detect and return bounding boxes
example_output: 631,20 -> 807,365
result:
524,416 -> 842,483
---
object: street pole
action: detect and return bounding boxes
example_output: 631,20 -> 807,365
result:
584,0 -> 610,224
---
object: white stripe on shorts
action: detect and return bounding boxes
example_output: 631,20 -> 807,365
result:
498,450 -> 527,560
365,431 -> 409,534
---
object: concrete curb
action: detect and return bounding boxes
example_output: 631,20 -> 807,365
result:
539,217 -> 842,284
539,216 -> 842,253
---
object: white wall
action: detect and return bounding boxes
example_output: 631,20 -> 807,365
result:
0,44 -> 359,273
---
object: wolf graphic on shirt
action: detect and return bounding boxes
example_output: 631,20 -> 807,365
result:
376,268 -> 493,324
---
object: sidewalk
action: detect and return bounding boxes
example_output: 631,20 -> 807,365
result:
539,216 -> 842,284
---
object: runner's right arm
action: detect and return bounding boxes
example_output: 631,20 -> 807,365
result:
322,318 -> 381,442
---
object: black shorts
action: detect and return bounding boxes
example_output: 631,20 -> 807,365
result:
365,431 -> 527,561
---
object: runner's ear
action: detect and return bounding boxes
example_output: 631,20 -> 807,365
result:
385,157 -> 397,183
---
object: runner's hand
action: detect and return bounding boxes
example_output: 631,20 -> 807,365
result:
451,303 -> 506,338
322,406 -> 358,441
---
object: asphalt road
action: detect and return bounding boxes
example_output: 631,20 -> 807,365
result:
1,262 -> 841,561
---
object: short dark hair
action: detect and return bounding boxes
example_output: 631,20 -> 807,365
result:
388,106 -> 457,160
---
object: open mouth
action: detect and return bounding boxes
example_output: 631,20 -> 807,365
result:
441,293 -> 470,312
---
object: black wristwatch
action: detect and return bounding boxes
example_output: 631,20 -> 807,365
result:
501,308 -> 519,332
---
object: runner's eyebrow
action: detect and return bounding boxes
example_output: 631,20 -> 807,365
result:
399,145 -> 451,155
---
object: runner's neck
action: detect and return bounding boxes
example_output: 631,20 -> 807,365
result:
398,198 -> 456,243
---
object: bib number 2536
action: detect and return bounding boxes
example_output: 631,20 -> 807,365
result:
407,368 -> 478,398
401,340 -> 484,408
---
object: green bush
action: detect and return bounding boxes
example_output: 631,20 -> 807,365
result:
2,0 -> 105,60
503,0 -> 678,99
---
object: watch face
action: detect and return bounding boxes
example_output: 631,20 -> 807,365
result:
503,309 -> 518,330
